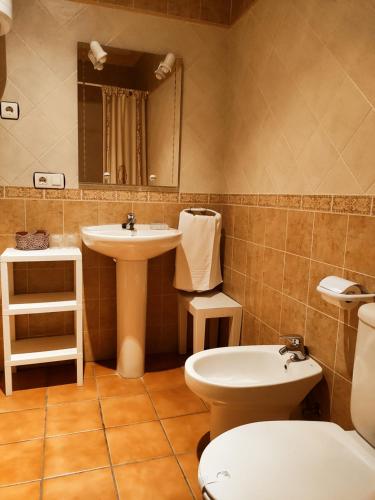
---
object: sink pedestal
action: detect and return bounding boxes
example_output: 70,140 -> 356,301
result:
116,260 -> 148,378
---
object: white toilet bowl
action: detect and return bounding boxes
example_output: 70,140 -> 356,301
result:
199,420 -> 375,500
185,345 -> 322,438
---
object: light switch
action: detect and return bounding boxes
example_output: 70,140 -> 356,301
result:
33,172 -> 65,190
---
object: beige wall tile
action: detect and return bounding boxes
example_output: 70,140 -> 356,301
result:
312,212 -> 347,266
321,76 -> 371,152
265,209 -> 287,250
305,308 -> 338,369
286,210 -> 314,257
26,200 -> 63,235
262,247 -> 284,291
345,215 -> 375,276
246,242 -> 263,281
261,285 -> 281,331
280,296 -> 306,337
335,322 -> 357,381
232,239 -> 247,273
331,374 -> 353,430
342,111 -> 375,192
283,253 -> 310,302
248,207 -> 265,245
0,199 -> 25,233
63,201 -> 98,234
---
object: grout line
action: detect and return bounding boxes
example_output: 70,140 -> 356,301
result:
95,373 -> 120,500
39,384 -> 49,500
140,376 -> 196,499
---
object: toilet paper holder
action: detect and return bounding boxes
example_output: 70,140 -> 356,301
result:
317,276 -> 375,310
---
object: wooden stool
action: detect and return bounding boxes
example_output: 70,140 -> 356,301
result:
178,291 -> 242,354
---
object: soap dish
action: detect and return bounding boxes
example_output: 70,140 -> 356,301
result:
15,230 -> 49,251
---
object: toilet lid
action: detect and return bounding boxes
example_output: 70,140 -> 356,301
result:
199,421 -> 375,500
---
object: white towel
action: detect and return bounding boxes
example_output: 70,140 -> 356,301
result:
174,208 -> 222,292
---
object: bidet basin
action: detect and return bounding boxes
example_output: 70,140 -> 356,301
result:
81,224 -> 182,260
80,224 -> 182,378
185,345 -> 322,438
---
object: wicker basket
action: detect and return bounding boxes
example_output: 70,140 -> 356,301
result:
15,230 -> 49,251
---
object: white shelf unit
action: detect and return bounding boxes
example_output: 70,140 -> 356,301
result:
1,247 -> 83,395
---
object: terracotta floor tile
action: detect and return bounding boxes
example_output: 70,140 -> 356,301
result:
114,456 -> 192,500
43,468 -> 117,500
161,413 -> 210,454
47,377 -> 97,405
93,360 -> 117,377
0,439 -> 43,486
97,375 -> 145,399
46,400 -> 102,436
101,394 -> 156,428
142,367 -> 185,391
149,385 -> 207,419
177,453 -> 201,499
0,408 -> 45,444
106,421 -> 172,465
0,388 -> 46,413
0,481 -> 41,499
44,430 -> 109,477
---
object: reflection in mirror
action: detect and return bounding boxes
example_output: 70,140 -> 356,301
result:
77,43 -> 182,189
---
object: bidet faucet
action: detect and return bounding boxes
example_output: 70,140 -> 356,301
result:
122,212 -> 136,231
279,335 -> 307,361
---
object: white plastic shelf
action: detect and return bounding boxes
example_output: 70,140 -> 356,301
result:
1,247 -> 81,262
6,292 -> 79,315
10,335 -> 77,366
1,247 -> 83,395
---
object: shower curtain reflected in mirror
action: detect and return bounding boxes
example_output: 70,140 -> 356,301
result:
102,86 -> 148,185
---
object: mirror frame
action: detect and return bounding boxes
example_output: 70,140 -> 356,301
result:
77,42 -> 183,192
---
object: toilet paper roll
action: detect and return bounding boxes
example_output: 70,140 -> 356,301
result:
0,0 -> 12,36
318,276 -> 362,307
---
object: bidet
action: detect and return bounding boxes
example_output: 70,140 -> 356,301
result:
185,345 -> 322,438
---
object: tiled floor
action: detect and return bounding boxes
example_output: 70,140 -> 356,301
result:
0,355 -> 209,499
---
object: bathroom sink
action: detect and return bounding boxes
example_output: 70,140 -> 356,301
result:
81,224 -> 182,261
185,345 -> 322,437
80,223 -> 182,379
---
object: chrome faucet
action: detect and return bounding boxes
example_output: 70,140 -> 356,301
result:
122,212 -> 136,231
279,335 -> 307,361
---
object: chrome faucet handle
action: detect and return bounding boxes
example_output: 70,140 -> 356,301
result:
122,212 -> 136,230
279,335 -> 307,360
280,335 -> 303,347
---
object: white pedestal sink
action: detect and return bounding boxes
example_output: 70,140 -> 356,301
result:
81,224 -> 182,378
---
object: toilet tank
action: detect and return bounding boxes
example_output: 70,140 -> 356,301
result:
351,303 -> 375,447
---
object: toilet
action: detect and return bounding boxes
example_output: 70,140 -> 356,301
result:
198,303 -> 375,500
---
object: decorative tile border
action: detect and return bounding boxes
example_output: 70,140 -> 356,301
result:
332,196 -> 372,215
4,187 -> 43,199
1,185 -> 375,216
44,189 -> 82,200
278,195 -> 302,209
258,194 -> 278,207
302,195 -> 332,212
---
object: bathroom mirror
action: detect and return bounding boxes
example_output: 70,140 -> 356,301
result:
77,43 -> 182,189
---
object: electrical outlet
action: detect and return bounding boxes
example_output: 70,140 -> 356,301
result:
0,101 -> 19,120
33,172 -> 65,189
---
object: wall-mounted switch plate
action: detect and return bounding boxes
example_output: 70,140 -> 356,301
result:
0,101 -> 19,120
33,172 -> 65,190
